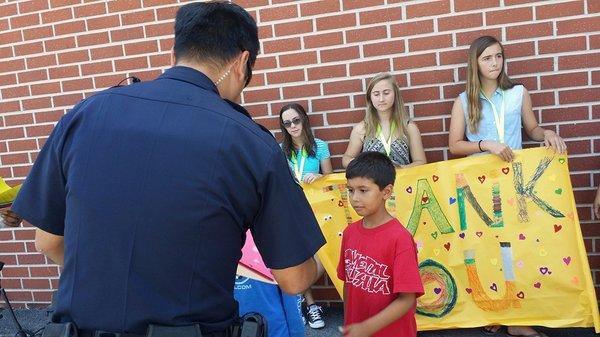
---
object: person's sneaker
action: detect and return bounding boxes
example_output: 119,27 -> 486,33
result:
306,304 -> 325,329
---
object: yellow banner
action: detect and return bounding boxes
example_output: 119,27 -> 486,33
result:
304,147 -> 599,331
0,178 -> 21,208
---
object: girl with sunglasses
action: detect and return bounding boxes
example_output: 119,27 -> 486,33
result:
279,103 -> 332,329
448,35 -> 566,337
342,72 -> 427,168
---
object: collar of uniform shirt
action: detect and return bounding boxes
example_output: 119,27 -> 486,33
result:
158,66 -> 220,95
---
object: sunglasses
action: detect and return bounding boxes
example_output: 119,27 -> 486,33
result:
282,117 -> 302,128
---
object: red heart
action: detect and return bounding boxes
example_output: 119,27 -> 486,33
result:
443,242 -> 451,251
517,291 -> 525,299
432,175 -> 439,182
502,167 -> 510,175
421,196 -> 429,203
406,186 -> 412,193
476,231 -> 483,237
465,288 -> 472,294
533,282 -> 541,289
554,224 -> 562,233
338,200 -> 344,207
478,175 -> 486,184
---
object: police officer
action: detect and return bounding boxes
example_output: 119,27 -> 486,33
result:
9,1 -> 325,336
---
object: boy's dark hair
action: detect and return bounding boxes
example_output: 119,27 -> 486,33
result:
174,1 -> 259,70
346,152 -> 396,189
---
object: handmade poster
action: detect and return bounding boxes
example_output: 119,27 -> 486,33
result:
303,147 -> 599,331
239,230 -> 275,282
0,178 -> 21,208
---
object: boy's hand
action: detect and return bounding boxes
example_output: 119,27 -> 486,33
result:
339,323 -> 373,337
0,208 -> 22,227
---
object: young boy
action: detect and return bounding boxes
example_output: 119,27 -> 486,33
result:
337,151 -> 424,337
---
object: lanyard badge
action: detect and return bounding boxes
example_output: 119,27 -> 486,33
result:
376,122 -> 396,156
290,148 -> 307,181
482,90 -> 505,144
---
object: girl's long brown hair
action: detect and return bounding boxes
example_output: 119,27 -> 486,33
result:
279,103 -> 316,159
466,36 -> 516,133
364,72 -> 408,141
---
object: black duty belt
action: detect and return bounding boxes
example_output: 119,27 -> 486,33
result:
78,327 -> 233,337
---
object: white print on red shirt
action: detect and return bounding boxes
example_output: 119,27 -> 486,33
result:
344,249 -> 391,295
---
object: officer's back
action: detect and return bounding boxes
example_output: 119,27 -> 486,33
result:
12,2 -> 325,336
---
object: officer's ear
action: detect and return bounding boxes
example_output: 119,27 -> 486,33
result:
170,48 -> 176,66
232,51 -> 250,87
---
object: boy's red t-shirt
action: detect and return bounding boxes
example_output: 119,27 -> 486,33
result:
337,218 -> 424,337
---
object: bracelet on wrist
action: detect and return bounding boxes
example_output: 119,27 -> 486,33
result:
478,140 -> 484,152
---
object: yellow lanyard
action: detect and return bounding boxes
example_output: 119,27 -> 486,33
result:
376,122 -> 396,156
482,90 -> 505,144
290,148 -> 307,181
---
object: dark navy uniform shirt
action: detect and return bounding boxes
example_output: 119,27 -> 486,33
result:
12,66 -> 326,334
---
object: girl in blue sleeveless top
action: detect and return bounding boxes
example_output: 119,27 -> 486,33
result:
342,72 -> 427,168
448,36 -> 566,337
279,103 -> 331,329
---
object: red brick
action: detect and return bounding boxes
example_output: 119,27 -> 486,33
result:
438,13 -> 482,31
259,4 -> 297,22
406,0 -> 450,18
568,155 -> 600,172
35,110 -> 66,124
149,54 -> 170,68
22,279 -> 51,290
115,57 -> 148,72
438,49 -> 466,66
323,79 -> 363,95
314,126 -> 352,143
145,22 -> 173,38
501,41 -> 534,59
415,119 -> 444,134
316,13 -> 356,31
263,37 -> 301,54
530,92 -> 555,107
456,29 -> 501,46
142,0 -> 180,5
41,8 -> 72,24
393,53 -> 436,70
81,61 -> 114,76
274,20 -> 313,37
507,22 -> 553,40
49,65 -> 79,79
23,26 -> 54,40
44,37 -> 76,52
243,88 -> 280,104
300,1 -> 340,16
62,78 -> 94,92
122,10 -> 156,25
245,104 -> 269,118
4,114 -> 34,127
486,7 -> 532,25
303,32 -> 343,49
26,55 -> 56,69
29,266 -> 60,277
19,0 -> 48,13
0,74 -> 16,87
258,25 -> 273,40
320,46 -> 360,63
108,0 -> 141,12
414,101 -> 453,118
0,3 -> 18,16
363,40 -> 405,57
11,13 -> 41,29
557,17 -> 600,35
359,7 -> 401,25
590,1 -> 600,13
14,42 -> 44,56
342,0 -> 384,10
326,110 -> 363,126
454,0 -> 499,11
512,76 -> 537,90
278,51 -> 317,67
402,87 -> 440,103
307,65 -> 347,80
0,59 -> 24,74
409,35 -> 452,52
90,46 -> 123,60
592,34 -> 600,50
23,97 -> 52,111
52,94 -> 83,108
538,36 -> 586,54
536,1 -> 584,19
0,46 -> 12,59
87,15 -> 120,30
349,59 -> 390,76
55,20 -> 86,35
558,53 -> 600,70
346,26 -> 387,43
504,0 -> 543,4
541,106 -> 589,124
0,101 -> 20,115
27,124 -> 57,137
312,97 -> 351,112
50,0 -> 81,8
0,31 -> 23,45
0,153 -> 29,165
410,69 -> 454,86
559,88 -> 600,105
94,74 -> 126,89
31,83 -> 61,96
156,5 -> 179,20
267,69 -> 304,85
443,83 -> 464,100
541,72 -> 588,90
125,41 -> 158,56
1,86 -> 30,99
55,50 -> 88,65
74,2 -> 107,17
254,56 -> 277,71
17,69 -> 47,83
2,266 -> 29,277
507,58 -> 553,75
282,84 -> 320,99
392,20 -> 433,38
17,252 -> 46,264
114,26 -> 148,42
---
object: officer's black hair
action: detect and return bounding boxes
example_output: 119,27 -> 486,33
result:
345,152 -> 396,190
174,1 -> 259,70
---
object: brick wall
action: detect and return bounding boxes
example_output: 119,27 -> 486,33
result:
0,0 -> 599,308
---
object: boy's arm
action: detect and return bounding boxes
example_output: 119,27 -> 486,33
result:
341,292 -> 416,337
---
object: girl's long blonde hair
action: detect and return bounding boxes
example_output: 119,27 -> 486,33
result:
364,72 -> 408,141
466,36 -> 516,133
